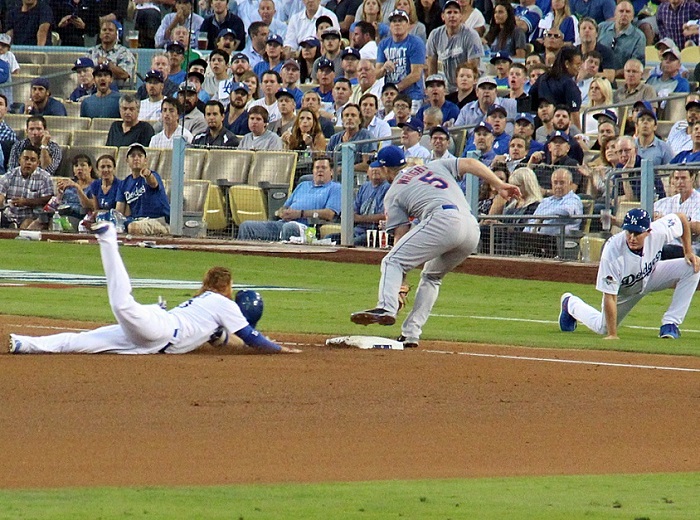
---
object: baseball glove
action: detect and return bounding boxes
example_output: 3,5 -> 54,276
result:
398,284 -> 411,311
208,326 -> 229,348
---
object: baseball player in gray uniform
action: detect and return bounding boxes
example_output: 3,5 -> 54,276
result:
9,222 -> 301,355
559,209 -> 700,340
351,145 -> 521,347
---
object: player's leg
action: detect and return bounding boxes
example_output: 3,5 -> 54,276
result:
567,293 -> 642,335
95,223 -> 175,345
10,324 -> 160,354
644,258 -> 700,327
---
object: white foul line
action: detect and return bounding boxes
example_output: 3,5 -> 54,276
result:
430,313 -> 700,334
422,349 -> 700,373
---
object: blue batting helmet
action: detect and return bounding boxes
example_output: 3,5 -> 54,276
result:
235,290 -> 264,328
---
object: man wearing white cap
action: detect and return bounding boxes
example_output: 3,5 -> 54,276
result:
454,76 -> 517,127
646,47 -> 690,96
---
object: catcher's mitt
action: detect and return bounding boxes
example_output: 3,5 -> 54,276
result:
398,284 -> 411,311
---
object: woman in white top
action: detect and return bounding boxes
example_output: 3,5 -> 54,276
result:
538,0 -> 579,46
582,77 -> 613,135
458,0 -> 486,36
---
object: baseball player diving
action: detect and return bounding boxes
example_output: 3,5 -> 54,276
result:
9,222 -> 301,354
559,209 -> 700,340
350,145 -> 521,347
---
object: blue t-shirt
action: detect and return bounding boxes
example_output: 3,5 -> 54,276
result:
353,180 -> 390,233
285,180 -> 342,222
415,101 -> 461,125
313,87 -> 334,104
530,73 -> 581,114
169,70 -> 187,85
6,2 -> 53,45
117,171 -> 171,221
80,92 -> 122,119
377,34 -> 426,101
465,132 -> 510,154
32,97 -> 67,116
670,150 -> 700,164
253,60 -> 284,79
87,177 -> 122,211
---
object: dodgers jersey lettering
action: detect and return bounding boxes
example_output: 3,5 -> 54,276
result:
596,214 -> 683,296
384,159 -> 470,230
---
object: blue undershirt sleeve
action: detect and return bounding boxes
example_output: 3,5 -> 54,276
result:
234,325 -> 282,352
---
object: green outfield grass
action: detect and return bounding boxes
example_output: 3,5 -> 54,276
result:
2,240 -> 700,356
2,240 -> 699,516
0,473 -> 699,519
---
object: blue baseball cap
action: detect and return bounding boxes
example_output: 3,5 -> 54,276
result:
474,121 -> 493,134
218,28 -> 239,40
231,52 -> 249,62
31,77 -> 50,89
593,109 -> 618,125
515,112 -> 535,126
341,47 -> 361,60
490,51 -> 512,64
622,208 -> 651,233
388,9 -> 410,22
275,87 -> 295,100
547,130 -> 570,143
399,118 -> 424,134
231,81 -> 249,93
299,35 -> 321,47
144,69 -> 164,82
166,41 -> 185,54
266,33 -> 283,46
370,145 -> 407,168
443,0 -> 461,11
487,104 -> 507,117
72,57 -> 95,71
317,57 -> 335,71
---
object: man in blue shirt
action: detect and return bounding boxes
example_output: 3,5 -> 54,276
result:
327,103 -> 377,170
376,9 -> 426,113
571,0 -> 616,24
6,0 -> 52,46
597,1 -> 646,76
116,144 -> 171,235
26,78 -> 67,117
352,166 -> 390,245
80,64 -> 122,119
646,47 -> 691,96
455,76 -> 518,127
237,156 -> 342,241
670,121 -> 700,165
415,74 -> 461,126
635,103 -> 674,167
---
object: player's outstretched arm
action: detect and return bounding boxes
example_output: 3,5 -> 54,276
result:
457,158 -> 521,200
235,326 -> 302,353
602,293 -> 619,340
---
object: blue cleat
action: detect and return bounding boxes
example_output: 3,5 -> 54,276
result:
659,323 -> 680,339
559,293 -> 577,332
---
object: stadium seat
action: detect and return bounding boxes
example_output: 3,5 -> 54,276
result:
451,128 -> 467,157
44,51 -> 91,64
680,46 -> 700,65
64,101 -> 81,117
156,148 -> 207,181
14,51 -> 47,64
645,45 -> 658,64
45,115 -> 90,132
19,63 -> 42,76
228,184 -> 269,225
72,130 -> 109,147
657,120 -> 674,140
51,129 -> 72,146
248,151 -> 297,187
57,145 -> 118,178
90,118 -> 121,132
5,113 -> 27,135
200,150 -> 255,231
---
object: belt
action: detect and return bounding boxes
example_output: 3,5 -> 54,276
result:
158,328 -> 179,354
441,204 -> 458,210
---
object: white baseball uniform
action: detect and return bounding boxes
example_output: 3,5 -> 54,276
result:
12,225 -> 248,354
567,214 -> 700,334
379,158 -> 480,342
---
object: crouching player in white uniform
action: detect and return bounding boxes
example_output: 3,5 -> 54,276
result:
9,221 -> 301,354
559,209 -> 700,340
350,145 -> 521,347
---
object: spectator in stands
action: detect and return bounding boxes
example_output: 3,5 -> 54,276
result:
88,20 -> 136,89
8,115 -> 62,176
237,155 -> 341,242
612,59 -> 656,106
284,0 -> 339,56
359,92 -> 391,144
589,117 -> 618,152
139,70 -> 166,122
581,77 -> 613,134
549,105 -> 584,162
352,21 -> 378,60
636,105 -> 673,167
327,103 -> 376,169
385,93 -> 413,126
351,165 -> 390,245
239,105 -> 284,150
268,88 -> 297,136
202,49 -> 232,102
87,154 -> 122,212
427,125 -> 456,161
214,27 -> 241,55
576,51 -> 600,106
259,0 -> 286,39
243,21 -> 269,70
248,69 -> 282,124
330,77 -> 353,123
224,81 -> 250,134
26,78 -> 67,117
415,74 -> 460,126
106,94 -> 156,148
313,28 -> 343,79
350,59 -> 383,105
525,168 -> 583,235
279,60 -> 303,108
425,0 -> 482,94
529,47 -> 582,129
80,64 -> 121,119
133,0 -> 161,48
192,100 -> 238,147
491,51 -> 512,88
614,135 -> 666,201
514,0 -> 541,44
483,0 -> 527,58
445,62 -> 477,108
282,107 -> 327,151
54,154 -> 96,228
393,0 -> 427,41
654,169 -> 700,258
455,76 -> 517,128
0,94 -> 18,164
576,17 -> 615,81
492,134 -> 531,173
302,90 -> 335,138
379,82 -> 399,120
376,9 -> 426,113
173,82 -> 206,135
230,52 -> 251,83
529,130 -> 581,195
670,121 -> 700,164
0,146 -> 53,229
507,63 -> 530,113
313,58 -> 336,107
69,58 -> 98,103
162,42 -> 186,87
668,97 -> 700,156
338,47 -> 361,85
253,33 -> 285,78
352,0 -> 391,38
399,118 -> 430,162
136,53 -> 179,101
0,34 -> 20,89
646,47 -> 690,97
596,1 -> 645,78
579,135 -> 616,201
535,98 -> 555,143
6,0 -> 52,46
657,0 -> 700,49
116,144 -> 171,236
514,112 -> 544,155
149,97 -> 193,148
298,36 -> 322,83
466,104 -> 511,154
200,0 -> 245,50
570,0 -> 614,24
155,0 -> 203,49
242,72 -> 264,105
538,27 -> 565,67
538,0 -> 579,46
465,121 -> 496,166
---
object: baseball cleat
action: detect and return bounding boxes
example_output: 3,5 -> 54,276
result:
659,323 -> 680,339
350,308 -> 396,326
91,221 -> 113,235
8,334 -> 21,353
397,335 -> 419,348
559,293 -> 577,332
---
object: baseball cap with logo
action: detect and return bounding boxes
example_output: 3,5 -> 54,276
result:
388,9 -> 410,22
266,33 -> 283,46
476,76 -> 498,88
178,81 -> 197,93
474,121 -> 494,134
166,41 -> 186,54
341,47 -> 361,60
515,112 -> 535,126
430,125 -> 450,138
547,130 -> 570,143
686,99 -> 700,111
231,81 -> 249,93
317,57 -> 335,71
443,0 -> 461,11
72,57 -> 95,71
490,51 -> 512,65
126,142 -> 147,157
282,59 -> 300,70
655,37 -> 676,50
487,104 -> 507,117
622,208 -> 651,233
299,36 -> 321,47
370,145 -> 407,168
593,109 -> 618,125
145,69 -> 164,82
399,118 -> 424,134
93,63 -> 113,76
275,87 -> 295,100
0,33 -> 11,46
321,27 -> 342,39
187,70 -> 205,84
231,52 -> 249,62
217,28 -> 238,40
662,47 -> 681,61
425,73 -> 447,85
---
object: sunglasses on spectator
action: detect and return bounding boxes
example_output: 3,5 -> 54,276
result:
545,32 -> 563,39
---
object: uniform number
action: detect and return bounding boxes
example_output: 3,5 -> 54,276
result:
418,172 -> 448,189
